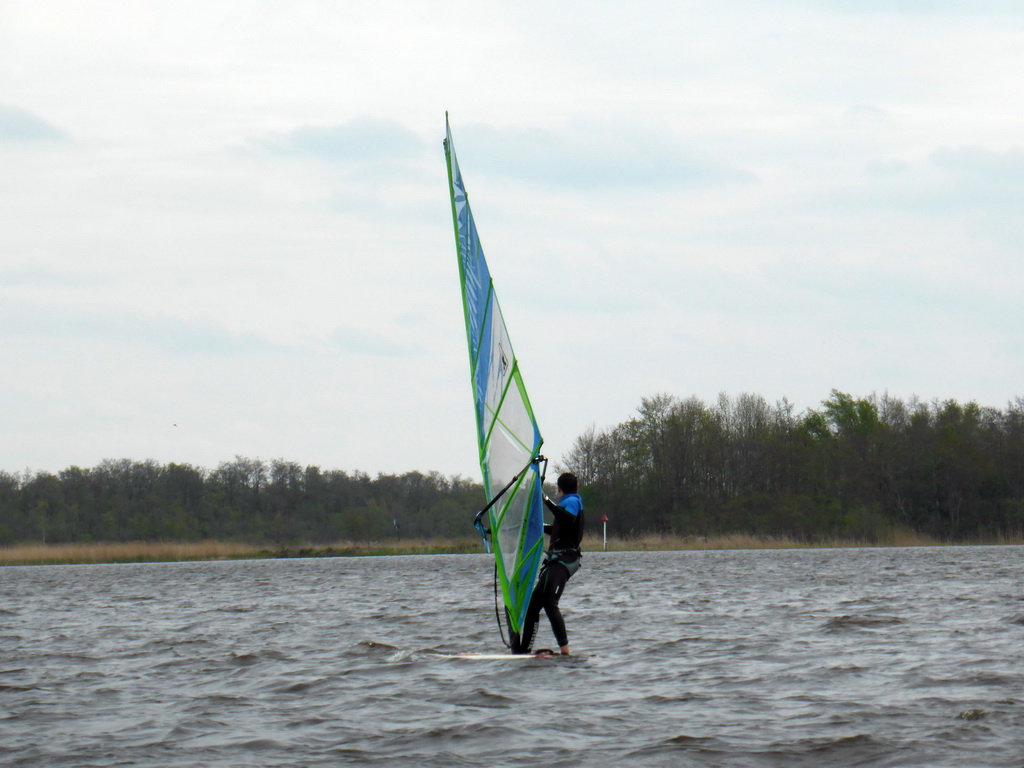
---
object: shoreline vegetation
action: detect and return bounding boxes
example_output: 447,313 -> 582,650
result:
3,531 -> 1022,566
4,391 -> 1023,552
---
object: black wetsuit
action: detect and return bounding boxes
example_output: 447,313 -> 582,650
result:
512,493 -> 584,653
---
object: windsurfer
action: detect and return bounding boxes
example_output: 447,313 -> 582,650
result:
511,472 -> 585,656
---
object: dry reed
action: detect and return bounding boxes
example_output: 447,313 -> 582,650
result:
0,540 -> 257,566
3,530 -> 1021,565
271,537 -> 482,558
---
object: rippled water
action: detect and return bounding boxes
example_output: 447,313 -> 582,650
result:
2,547 -> 1022,766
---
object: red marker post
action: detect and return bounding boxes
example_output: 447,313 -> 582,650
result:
601,515 -> 609,551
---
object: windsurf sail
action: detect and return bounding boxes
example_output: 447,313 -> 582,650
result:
443,114 -> 546,641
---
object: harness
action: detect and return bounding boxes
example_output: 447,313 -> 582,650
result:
545,547 -> 582,577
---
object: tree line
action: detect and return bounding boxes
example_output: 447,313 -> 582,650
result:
563,391 -> 1024,541
0,458 -> 486,546
2,390 -> 1022,546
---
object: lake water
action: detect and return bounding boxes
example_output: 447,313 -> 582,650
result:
1,547 -> 1022,767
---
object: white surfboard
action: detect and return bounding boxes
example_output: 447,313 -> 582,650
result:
431,652 -> 560,660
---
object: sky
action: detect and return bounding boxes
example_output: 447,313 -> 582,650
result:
2,0 -> 1023,480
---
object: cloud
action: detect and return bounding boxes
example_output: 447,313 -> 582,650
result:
0,265 -> 108,288
328,326 -> 413,357
766,0 -> 1022,14
452,121 -> 755,190
925,145 -> 1024,249
0,301 -> 283,357
843,104 -> 890,124
930,145 -> 1024,202
800,143 -> 1024,224
0,104 -> 69,143
259,117 -> 426,164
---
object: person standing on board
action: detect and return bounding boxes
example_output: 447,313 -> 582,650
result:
512,472 -> 585,656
